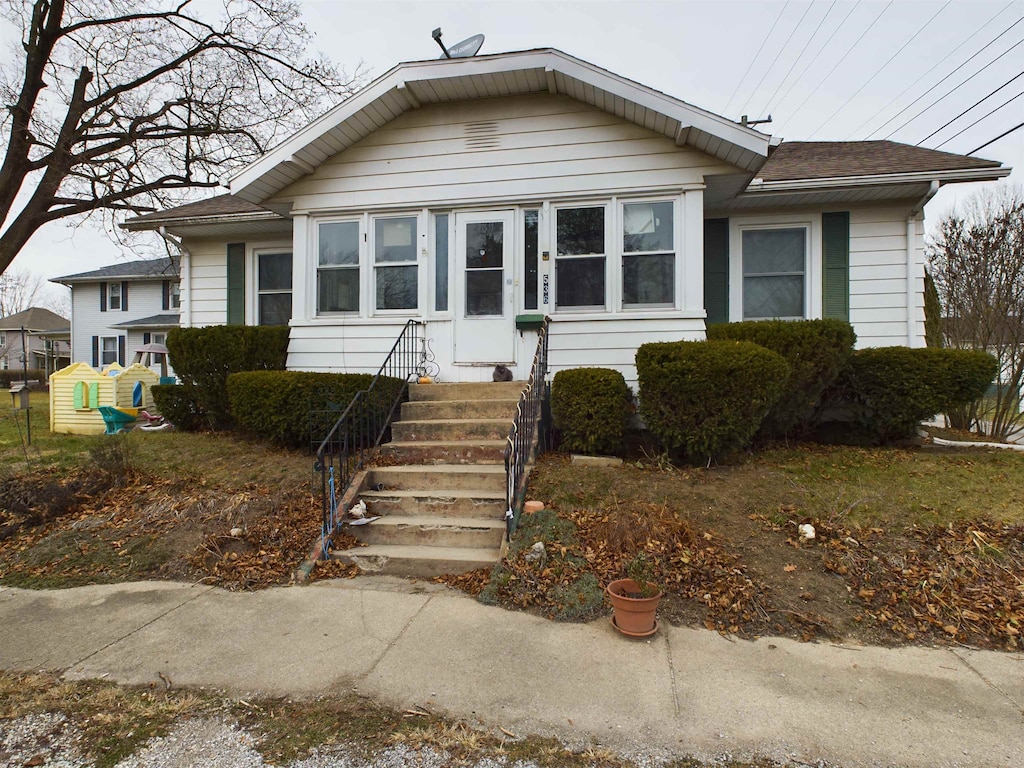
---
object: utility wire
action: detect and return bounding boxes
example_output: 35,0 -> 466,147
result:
723,1 -> 790,116
772,2 -> 861,117
810,1 -> 951,136
919,70 -> 1024,145
849,1 -> 1015,138
787,1 -> 894,126
967,121 -> 1024,154
935,90 -> 1024,149
883,37 -> 1024,139
739,1 -> 815,117
870,14 -> 1024,138
756,0 -> 838,119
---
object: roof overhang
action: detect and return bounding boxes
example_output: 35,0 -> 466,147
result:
121,210 -> 290,236
229,48 -> 772,205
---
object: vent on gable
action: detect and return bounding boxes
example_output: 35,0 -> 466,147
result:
464,121 -> 500,150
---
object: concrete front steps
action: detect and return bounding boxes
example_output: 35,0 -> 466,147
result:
329,382 -> 524,578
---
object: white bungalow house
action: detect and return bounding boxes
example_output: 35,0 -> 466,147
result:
123,48 -> 1011,387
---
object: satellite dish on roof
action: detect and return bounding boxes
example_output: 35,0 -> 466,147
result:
432,28 -> 485,59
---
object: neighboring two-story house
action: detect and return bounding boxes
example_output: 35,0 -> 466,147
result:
54,256 -> 180,371
0,306 -> 69,373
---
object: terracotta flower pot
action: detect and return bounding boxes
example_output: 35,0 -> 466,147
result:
607,578 -> 663,637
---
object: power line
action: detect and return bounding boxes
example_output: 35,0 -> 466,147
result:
810,1 -> 951,137
756,0 -> 838,119
787,1 -> 894,126
883,37 -> 1024,140
772,2 -> 861,116
968,121 -> 1024,154
919,70 -> 1024,145
739,1 -> 815,117
869,14 -> 1024,139
723,1 -> 791,116
849,1 -> 1016,139
935,90 -> 1024,149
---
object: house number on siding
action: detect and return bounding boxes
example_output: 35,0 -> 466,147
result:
542,274 -> 549,305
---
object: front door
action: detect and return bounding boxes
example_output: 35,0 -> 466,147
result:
454,210 -> 515,364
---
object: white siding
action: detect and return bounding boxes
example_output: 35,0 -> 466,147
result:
70,279 -> 177,368
269,94 -> 736,212
185,238 -> 229,327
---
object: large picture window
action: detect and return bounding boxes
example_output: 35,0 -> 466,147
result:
555,206 -> 605,309
742,227 -> 806,320
257,251 -> 292,326
375,216 -> 418,311
622,201 -> 674,306
318,221 -> 360,313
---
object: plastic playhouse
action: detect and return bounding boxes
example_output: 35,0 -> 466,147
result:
49,362 -> 160,434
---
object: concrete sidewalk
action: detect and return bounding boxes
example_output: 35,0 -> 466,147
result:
1,578 -> 1021,768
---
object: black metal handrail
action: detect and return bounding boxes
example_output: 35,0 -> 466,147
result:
315,319 -> 423,557
504,316 -> 551,537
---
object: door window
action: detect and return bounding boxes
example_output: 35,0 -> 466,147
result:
465,221 -> 505,316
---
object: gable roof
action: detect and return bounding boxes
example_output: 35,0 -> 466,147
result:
228,47 -> 772,207
0,306 -> 68,331
55,256 -> 178,284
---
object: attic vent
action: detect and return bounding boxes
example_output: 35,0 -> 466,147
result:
464,120 -> 500,150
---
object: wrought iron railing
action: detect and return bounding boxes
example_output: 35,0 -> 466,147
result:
314,319 -> 423,557
504,317 -> 551,537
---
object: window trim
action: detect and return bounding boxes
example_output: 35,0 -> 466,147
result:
430,211 -> 453,317
245,240 -> 293,325
729,215 -> 822,323
108,282 -> 122,311
314,217 -> 363,317
552,201 -> 610,313
254,248 -> 293,327
619,198 -> 678,310
100,335 -> 119,366
371,213 -> 422,316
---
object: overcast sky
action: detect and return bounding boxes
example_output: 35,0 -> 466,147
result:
4,0 -> 1023,304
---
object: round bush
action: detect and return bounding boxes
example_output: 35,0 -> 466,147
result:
636,340 -> 789,464
151,384 -> 206,432
550,367 -> 633,455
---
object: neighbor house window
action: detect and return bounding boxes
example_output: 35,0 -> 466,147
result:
152,333 -> 166,346
0,332 -> 5,347
622,201 -> 674,306
100,336 -> 118,366
434,214 -> 449,312
318,221 -> 360,313
108,282 -> 122,310
170,283 -> 181,309
375,216 -> 418,311
257,251 -> 292,326
742,227 -> 807,320
555,206 -> 605,309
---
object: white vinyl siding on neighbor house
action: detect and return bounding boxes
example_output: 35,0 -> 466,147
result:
266,94 -> 736,213
69,279 -> 174,367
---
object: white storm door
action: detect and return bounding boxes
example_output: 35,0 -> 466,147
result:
454,211 -> 515,364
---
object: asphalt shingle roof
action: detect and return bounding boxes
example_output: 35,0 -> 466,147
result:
759,141 -> 1003,182
127,194 -> 277,224
0,306 -> 69,330
55,256 -> 178,283
109,314 -> 180,329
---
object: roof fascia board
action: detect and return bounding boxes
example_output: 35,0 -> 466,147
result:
745,166 -> 1011,193
123,211 -> 285,232
56,273 -> 177,284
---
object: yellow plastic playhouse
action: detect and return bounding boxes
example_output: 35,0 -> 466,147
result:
49,362 -> 160,434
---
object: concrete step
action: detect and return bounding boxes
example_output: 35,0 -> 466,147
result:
367,464 -> 506,492
380,440 -> 507,465
348,515 -> 504,548
359,489 -> 506,517
392,418 -> 511,442
410,382 -> 525,402
329,543 -> 501,577
401,399 -> 519,421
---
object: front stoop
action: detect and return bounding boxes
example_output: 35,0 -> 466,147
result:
329,382 -> 524,577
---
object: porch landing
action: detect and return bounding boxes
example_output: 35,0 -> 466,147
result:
328,381 -> 524,577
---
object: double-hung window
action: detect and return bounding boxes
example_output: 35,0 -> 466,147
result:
622,201 -> 674,306
170,283 -> 181,309
256,251 -> 292,326
100,336 -> 118,366
375,216 -> 418,311
318,221 -> 360,313
555,206 -> 606,309
741,227 -> 807,320
108,283 -> 122,310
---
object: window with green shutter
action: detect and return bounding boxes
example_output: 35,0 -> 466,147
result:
822,212 -> 850,321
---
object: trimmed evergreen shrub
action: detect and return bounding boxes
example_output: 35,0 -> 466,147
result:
151,384 -> 207,432
166,326 -> 290,430
550,367 -> 633,455
636,340 -> 789,464
227,370 -> 405,449
707,319 -> 857,439
833,347 -> 998,443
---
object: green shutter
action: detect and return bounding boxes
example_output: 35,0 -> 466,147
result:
227,242 -> 245,325
73,381 -> 85,409
88,382 -> 99,409
822,212 -> 850,321
703,218 -> 729,326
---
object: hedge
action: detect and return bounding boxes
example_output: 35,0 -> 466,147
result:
166,326 -> 290,430
0,368 -> 46,387
636,340 -> 789,464
226,370 -> 406,449
831,347 -> 998,443
151,384 -> 207,432
707,319 -> 856,439
550,367 -> 633,455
